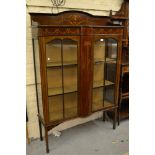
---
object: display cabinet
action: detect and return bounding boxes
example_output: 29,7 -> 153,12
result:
31,11 -> 123,153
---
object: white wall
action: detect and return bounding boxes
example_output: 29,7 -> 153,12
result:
26,0 -> 123,139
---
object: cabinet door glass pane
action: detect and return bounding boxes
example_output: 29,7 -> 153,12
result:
63,39 -> 78,118
64,92 -> 78,118
106,38 -> 117,62
104,85 -> 115,107
46,39 -> 63,122
94,39 -> 105,62
49,95 -> 63,121
46,39 -> 62,67
63,67 -> 77,93
93,63 -> 104,88
92,39 -> 105,111
92,87 -> 104,111
46,39 -> 63,96
47,68 -> 63,96
63,39 -> 77,65
46,38 -> 78,122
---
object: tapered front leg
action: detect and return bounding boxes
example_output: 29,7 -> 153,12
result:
45,128 -> 49,153
103,111 -> 106,121
38,119 -> 43,141
117,106 -> 120,126
113,108 -> 117,129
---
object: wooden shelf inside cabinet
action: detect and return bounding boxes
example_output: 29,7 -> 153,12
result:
47,61 -> 77,67
94,58 -> 116,64
48,87 -> 63,96
48,85 -> 77,96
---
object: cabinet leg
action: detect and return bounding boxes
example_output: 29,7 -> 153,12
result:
45,128 -> 49,153
103,111 -> 106,121
118,107 -> 120,126
38,119 -> 43,141
113,108 -> 117,130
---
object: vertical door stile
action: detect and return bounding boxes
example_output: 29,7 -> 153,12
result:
61,39 -> 65,120
103,38 -> 108,108
79,27 -> 93,116
39,37 -> 49,124
115,38 -> 122,107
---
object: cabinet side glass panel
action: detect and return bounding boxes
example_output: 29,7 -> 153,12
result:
104,38 -> 117,107
63,39 -> 78,118
106,38 -> 117,62
33,39 -> 44,119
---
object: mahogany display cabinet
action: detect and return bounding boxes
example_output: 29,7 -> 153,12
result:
30,11 -> 123,153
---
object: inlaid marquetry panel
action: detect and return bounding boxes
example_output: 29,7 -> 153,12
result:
44,28 -> 80,36
93,28 -> 123,35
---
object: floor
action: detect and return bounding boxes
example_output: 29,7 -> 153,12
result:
27,119 -> 129,155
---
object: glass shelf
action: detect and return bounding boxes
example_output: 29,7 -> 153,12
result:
93,80 -> 115,88
48,87 -> 63,96
48,85 -> 77,96
47,60 -> 77,67
94,58 -> 116,64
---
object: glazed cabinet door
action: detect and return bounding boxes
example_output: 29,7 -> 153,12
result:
92,37 -> 118,112
45,36 -> 79,122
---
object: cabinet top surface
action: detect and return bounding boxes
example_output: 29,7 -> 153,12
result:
30,11 -> 123,28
